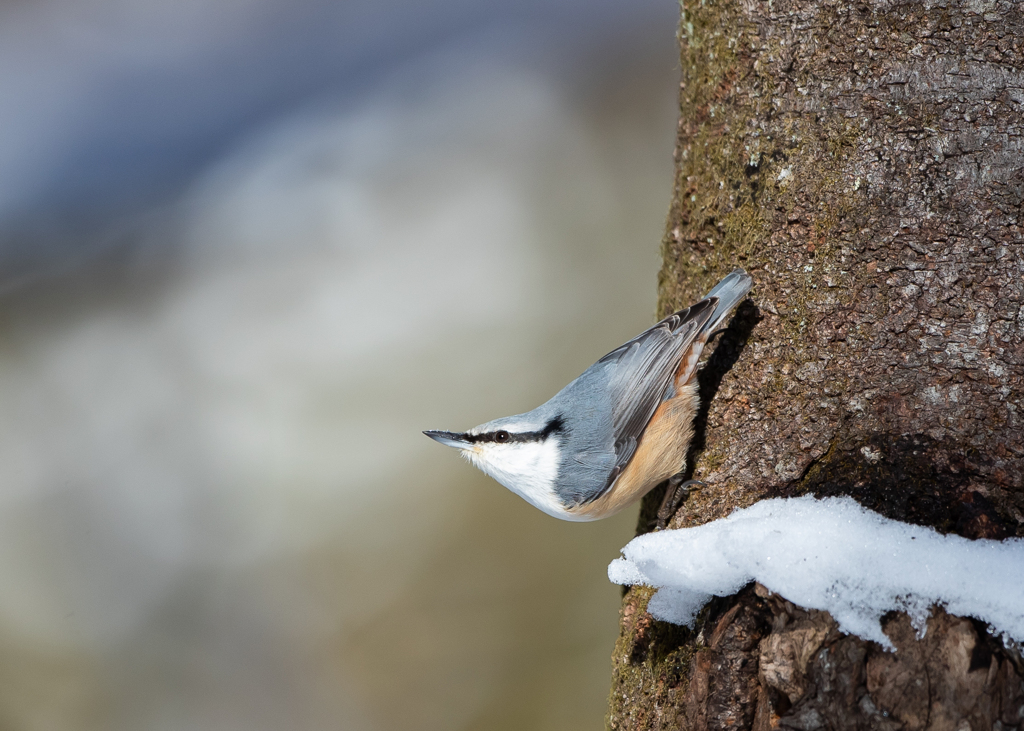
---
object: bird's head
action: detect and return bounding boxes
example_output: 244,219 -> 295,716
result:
423,414 -> 568,517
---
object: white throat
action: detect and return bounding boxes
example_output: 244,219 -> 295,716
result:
463,437 -> 566,518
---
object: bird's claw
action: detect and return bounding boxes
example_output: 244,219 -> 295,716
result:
652,476 -> 706,530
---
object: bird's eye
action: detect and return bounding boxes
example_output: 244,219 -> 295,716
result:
494,430 -> 510,443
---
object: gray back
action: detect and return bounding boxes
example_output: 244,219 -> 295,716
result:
544,299 -> 714,506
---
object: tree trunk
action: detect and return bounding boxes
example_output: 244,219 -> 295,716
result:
607,0 -> 1024,728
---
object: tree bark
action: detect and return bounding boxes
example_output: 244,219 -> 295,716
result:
608,0 -> 1024,728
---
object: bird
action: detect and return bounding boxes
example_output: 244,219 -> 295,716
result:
424,268 -> 752,523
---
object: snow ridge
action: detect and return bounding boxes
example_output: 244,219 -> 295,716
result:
609,495 -> 1024,650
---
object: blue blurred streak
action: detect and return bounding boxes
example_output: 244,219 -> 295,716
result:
0,0 -> 674,282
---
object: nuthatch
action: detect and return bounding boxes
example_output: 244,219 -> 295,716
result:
424,268 -> 752,522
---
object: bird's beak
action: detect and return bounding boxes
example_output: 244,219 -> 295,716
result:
423,430 -> 472,449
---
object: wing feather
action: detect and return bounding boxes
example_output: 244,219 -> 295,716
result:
596,299 -> 716,487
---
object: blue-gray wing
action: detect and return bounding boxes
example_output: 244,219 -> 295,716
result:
595,299 -> 716,490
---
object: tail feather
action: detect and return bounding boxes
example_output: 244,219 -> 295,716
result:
701,268 -> 752,335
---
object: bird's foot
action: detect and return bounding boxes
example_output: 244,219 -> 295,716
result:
652,475 -> 706,530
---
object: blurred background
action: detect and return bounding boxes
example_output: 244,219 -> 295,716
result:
0,0 -> 680,729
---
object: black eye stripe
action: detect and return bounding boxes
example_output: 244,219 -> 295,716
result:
466,416 -> 566,444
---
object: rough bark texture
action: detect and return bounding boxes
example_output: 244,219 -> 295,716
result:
608,0 -> 1024,728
